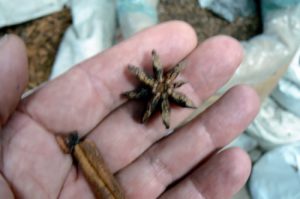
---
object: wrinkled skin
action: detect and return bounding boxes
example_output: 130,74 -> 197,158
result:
0,21 -> 259,199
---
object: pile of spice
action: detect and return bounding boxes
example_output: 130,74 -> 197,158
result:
0,8 -> 71,90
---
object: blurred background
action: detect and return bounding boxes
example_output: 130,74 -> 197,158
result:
0,0 -> 261,89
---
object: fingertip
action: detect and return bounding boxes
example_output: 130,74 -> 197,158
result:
1,34 -> 28,90
220,147 -> 252,188
206,35 -> 244,69
145,20 -> 198,67
163,20 -> 198,50
134,20 -> 198,66
0,34 -> 28,125
2,34 -> 28,65
195,147 -> 251,199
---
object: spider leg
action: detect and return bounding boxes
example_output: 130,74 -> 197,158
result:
152,50 -> 163,82
142,93 -> 161,123
170,91 -> 196,108
165,62 -> 185,82
173,80 -> 186,88
128,65 -> 155,87
161,94 -> 171,129
122,87 -> 150,100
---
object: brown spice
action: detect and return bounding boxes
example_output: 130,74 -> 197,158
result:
123,50 -> 196,129
56,133 -> 124,199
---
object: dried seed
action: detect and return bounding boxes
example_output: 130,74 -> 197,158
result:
123,50 -> 196,128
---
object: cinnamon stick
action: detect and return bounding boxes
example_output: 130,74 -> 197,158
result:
56,133 -> 125,199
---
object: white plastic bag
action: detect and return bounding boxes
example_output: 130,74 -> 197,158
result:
50,0 -> 116,78
117,0 -> 158,38
0,0 -> 68,28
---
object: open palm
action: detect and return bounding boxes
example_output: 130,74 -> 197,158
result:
0,22 -> 259,199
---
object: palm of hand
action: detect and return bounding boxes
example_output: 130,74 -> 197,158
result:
0,22 -> 259,199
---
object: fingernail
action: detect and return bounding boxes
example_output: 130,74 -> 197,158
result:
0,34 -> 8,47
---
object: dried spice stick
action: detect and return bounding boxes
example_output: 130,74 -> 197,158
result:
56,133 -> 125,199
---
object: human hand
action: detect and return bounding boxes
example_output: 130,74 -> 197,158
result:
0,21 -> 259,199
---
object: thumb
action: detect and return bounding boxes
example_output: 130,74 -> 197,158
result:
0,34 -> 28,198
0,34 -> 28,126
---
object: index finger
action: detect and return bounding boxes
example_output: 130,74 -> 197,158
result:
20,21 -> 198,136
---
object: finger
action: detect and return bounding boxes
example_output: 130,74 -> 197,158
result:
0,35 -> 28,126
116,85 -> 259,198
20,21 -> 197,135
0,36 -> 66,198
159,148 -> 251,199
88,35 -> 244,171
